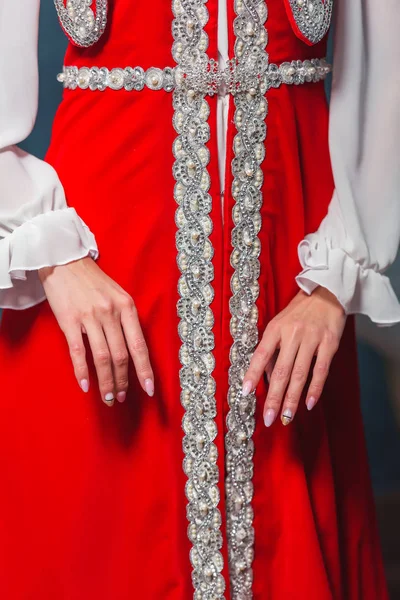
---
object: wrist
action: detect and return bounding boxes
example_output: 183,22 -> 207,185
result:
38,265 -> 55,284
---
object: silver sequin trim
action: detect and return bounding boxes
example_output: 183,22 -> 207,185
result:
54,0 -> 107,47
225,0 -> 269,598
171,0 -> 225,598
58,59 -> 331,93
287,0 -> 333,44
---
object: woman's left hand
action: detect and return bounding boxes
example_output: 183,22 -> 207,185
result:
242,286 -> 347,427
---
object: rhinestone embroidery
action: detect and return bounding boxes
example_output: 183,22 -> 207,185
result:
287,0 -> 333,44
57,66 -> 177,92
171,0 -> 225,598
54,0 -> 108,47
57,59 -> 331,93
224,0 -> 269,597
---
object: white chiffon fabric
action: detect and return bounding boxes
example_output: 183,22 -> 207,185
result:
295,0 -> 400,325
0,1 -> 98,309
0,0 -> 399,325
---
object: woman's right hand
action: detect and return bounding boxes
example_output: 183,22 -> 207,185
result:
38,256 -> 154,406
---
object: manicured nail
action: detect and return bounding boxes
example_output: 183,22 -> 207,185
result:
104,392 -> 114,406
306,396 -> 317,411
80,379 -> 89,393
242,380 -> 253,396
281,408 -> 293,426
144,379 -> 154,397
264,408 -> 276,427
117,391 -> 126,403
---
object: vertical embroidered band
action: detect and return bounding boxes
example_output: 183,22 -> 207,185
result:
225,0 -> 269,597
171,0 -> 226,597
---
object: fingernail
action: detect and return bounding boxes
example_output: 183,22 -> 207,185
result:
306,396 -> 317,411
281,408 -> 293,426
242,380 -> 253,396
80,379 -> 89,393
117,391 -> 126,403
264,408 -> 276,427
104,392 -> 114,406
144,379 -> 154,397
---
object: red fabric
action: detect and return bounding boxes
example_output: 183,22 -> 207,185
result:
0,0 -> 388,598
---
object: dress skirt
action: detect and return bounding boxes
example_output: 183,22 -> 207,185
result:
0,0 -> 389,598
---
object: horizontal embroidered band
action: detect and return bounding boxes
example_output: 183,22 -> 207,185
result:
57,57 -> 331,96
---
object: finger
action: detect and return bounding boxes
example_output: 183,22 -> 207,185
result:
84,319 -> 115,406
263,338 -> 300,427
264,351 -> 277,384
242,325 -> 280,396
102,317 -> 129,403
121,302 -> 154,397
64,321 -> 90,393
305,341 -> 336,411
280,338 -> 319,423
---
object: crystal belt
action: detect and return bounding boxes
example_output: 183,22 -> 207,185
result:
57,57 -> 331,96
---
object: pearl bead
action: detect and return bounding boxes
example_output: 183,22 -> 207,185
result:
246,22 -> 254,35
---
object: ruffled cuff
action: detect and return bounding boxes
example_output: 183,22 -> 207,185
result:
0,207 -> 98,310
295,237 -> 400,327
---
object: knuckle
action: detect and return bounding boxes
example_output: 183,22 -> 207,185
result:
272,364 -> 290,382
131,337 -> 148,354
113,351 -> 129,368
309,382 -> 324,397
315,360 -> 330,377
254,344 -> 269,363
284,390 -> 299,406
292,364 -> 307,381
75,364 -> 87,377
324,329 -> 340,349
69,341 -> 84,356
136,362 -> 152,378
81,306 -> 96,321
265,392 -> 282,409
94,349 -> 111,366
115,377 -> 128,390
97,299 -> 114,316
120,294 -> 135,310
100,379 -> 114,393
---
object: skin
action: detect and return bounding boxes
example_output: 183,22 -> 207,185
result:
39,257 -> 347,421
243,285 -> 347,426
38,256 -> 154,407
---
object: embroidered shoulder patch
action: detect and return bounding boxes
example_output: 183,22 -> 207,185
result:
284,0 -> 333,45
54,0 -> 108,47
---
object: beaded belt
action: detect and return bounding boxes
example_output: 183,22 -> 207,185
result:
57,57 -> 331,95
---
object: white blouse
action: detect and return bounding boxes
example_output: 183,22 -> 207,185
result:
1,0 -> 400,325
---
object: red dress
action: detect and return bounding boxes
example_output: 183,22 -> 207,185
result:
0,0 -> 388,598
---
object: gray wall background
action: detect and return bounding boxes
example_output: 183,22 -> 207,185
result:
20,4 -> 400,493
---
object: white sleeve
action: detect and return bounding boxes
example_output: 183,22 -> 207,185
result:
295,0 -> 400,326
0,0 -> 98,310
